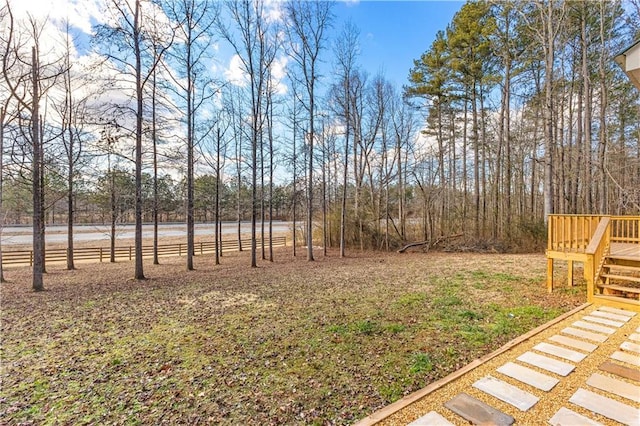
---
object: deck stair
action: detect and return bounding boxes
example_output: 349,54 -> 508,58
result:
597,255 -> 640,302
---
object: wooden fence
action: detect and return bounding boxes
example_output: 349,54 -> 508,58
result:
1,236 -> 287,267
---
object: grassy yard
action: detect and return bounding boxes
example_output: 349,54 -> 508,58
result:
0,249 -> 584,425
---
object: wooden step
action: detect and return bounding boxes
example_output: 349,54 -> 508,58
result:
607,254 -> 640,262
586,373 -> 640,403
569,388 -> 640,425
444,393 -> 515,426
548,334 -> 598,353
549,407 -> 604,426
473,376 -> 539,411
407,411 -> 454,426
601,274 -> 640,285
629,333 -> 640,342
594,295 -> 640,307
599,361 -> 640,382
598,283 -> 640,295
604,263 -> 640,274
516,351 -> 575,376
497,362 -> 559,391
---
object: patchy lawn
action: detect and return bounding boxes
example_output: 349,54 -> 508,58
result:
0,249 -> 584,425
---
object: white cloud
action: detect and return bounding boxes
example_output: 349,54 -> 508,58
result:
225,54 -> 248,87
270,56 -> 289,95
8,0 -> 106,34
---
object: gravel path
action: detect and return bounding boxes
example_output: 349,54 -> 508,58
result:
367,304 -> 640,425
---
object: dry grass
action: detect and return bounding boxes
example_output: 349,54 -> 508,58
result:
0,249 -> 584,425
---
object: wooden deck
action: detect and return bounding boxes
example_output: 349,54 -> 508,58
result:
611,242 -> 640,259
547,215 -> 640,313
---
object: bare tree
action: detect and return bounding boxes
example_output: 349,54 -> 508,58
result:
284,0 -> 333,261
218,0 -> 278,267
95,0 -> 173,279
52,21 -> 91,270
166,0 -> 218,271
2,4 -> 65,290
331,20 -> 359,257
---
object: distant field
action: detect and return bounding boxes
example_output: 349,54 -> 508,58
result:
0,249 -> 584,425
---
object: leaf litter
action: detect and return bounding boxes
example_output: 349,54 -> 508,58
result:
0,249 -> 583,425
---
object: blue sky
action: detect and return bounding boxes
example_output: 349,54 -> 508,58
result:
333,1 -> 464,87
13,0 -> 464,91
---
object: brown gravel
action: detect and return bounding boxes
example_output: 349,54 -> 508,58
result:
379,305 -> 640,425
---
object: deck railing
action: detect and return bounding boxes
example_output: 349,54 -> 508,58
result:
610,216 -> 640,244
547,215 -> 640,302
547,214 -> 604,253
584,217 -> 611,302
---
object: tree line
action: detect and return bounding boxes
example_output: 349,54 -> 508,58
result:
1,0 -> 639,290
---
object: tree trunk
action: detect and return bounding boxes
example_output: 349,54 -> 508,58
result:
152,66 -> 159,265
32,46 -> 44,291
133,0 -> 145,280
542,0 -> 555,223
0,107 -> 5,283
215,128 -> 221,266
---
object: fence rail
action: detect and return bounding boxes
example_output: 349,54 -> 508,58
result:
1,236 -> 287,267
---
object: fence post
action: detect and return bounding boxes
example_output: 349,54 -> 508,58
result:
30,251 -> 33,266
179,244 -> 182,256
129,246 -> 132,261
99,247 -> 103,263
200,242 -> 203,255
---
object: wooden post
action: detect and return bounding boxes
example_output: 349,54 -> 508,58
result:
567,260 -> 574,287
547,258 -> 554,293
129,246 -> 132,261
30,251 -> 33,267
585,255 -> 594,303
99,247 -> 103,263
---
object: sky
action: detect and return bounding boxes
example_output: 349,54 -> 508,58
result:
332,1 -> 463,87
9,0 -> 464,91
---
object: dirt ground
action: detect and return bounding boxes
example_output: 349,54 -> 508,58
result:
0,248 -> 584,425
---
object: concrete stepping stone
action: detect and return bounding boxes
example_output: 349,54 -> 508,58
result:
572,320 -> 616,335
569,388 -> 640,426
629,333 -> 640,342
533,342 -> 587,362
621,340 -> 640,354
562,327 -> 608,343
587,372 -> 640,403
548,407 -> 604,426
407,411 -> 454,426
590,309 -> 631,322
612,350 -> 640,367
497,361 -> 559,391
599,361 -> 640,382
582,315 -> 625,328
548,334 -> 598,353
444,393 -> 514,426
517,351 -> 575,376
473,375 -> 539,411
598,306 -> 636,317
